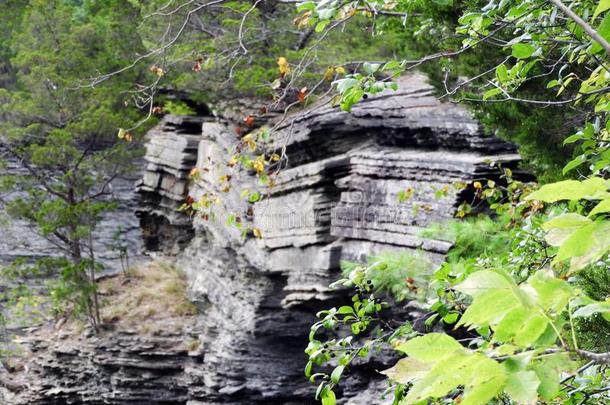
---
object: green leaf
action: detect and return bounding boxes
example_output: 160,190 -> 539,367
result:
532,353 -> 575,401
525,177 -> 610,202
432,0 -> 453,6
553,221 -> 610,272
512,313 -> 548,346
382,61 -> 401,71
380,357 -> 431,384
511,43 -> 535,59
594,0 -> 610,19
528,271 -> 572,313
496,64 -> 509,82
542,213 -> 592,247
563,134 -> 582,144
248,191 -> 261,203
296,1 -> 316,12
337,305 -> 354,315
395,333 -> 464,361
483,88 -> 502,100
330,365 -> 344,384
562,154 -> 587,175
305,360 -> 313,377
457,288 -> 521,330
590,13 -> 610,54
573,301 -> 610,317
315,20 -> 330,33
443,312 -> 459,324
404,352 -> 505,405
335,78 -> 358,93
321,387 -> 336,405
504,370 -> 540,404
461,371 -> 505,405
589,199 -> 610,217
455,270 -> 514,299
362,62 -> 380,75
546,79 -> 559,89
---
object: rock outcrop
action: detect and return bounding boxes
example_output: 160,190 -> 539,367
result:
137,115 -> 209,254
4,73 -> 526,404
173,73 -> 522,403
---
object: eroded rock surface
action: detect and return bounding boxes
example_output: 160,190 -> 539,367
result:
137,115 -> 207,255
5,73 -> 526,404
173,73 -> 522,403
2,327 -> 201,405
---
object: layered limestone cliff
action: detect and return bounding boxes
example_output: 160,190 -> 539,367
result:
144,73 -> 522,403
3,73 -> 525,404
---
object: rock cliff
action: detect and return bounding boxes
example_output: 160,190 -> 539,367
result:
2,73 -> 525,404
143,73 -> 522,403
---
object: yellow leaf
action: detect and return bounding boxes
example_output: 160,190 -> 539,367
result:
243,134 -> 257,151
252,228 -> 263,238
253,159 -> 265,174
277,57 -> 290,76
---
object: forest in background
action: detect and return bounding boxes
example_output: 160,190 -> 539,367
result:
1,0 -> 610,404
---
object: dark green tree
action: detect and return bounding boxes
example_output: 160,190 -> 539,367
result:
0,0 -> 150,329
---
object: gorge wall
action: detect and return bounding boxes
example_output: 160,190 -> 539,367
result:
2,74 -> 524,404
140,73 -> 523,404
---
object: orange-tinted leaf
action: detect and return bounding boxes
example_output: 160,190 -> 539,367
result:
244,115 -> 255,127
298,87 -> 308,102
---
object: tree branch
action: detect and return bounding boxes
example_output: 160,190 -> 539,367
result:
549,0 -> 610,57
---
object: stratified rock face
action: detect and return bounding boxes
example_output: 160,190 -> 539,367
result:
3,326 -> 202,405
137,115 -> 208,254
172,73 -> 523,403
5,73 -> 525,404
